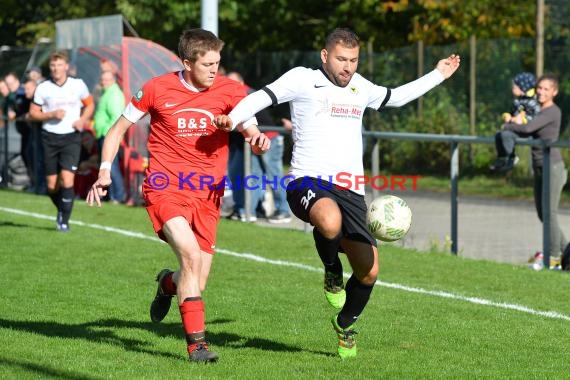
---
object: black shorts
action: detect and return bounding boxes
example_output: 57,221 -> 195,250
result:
286,177 -> 376,246
42,130 -> 81,175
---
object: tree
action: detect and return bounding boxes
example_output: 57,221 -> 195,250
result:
0,0 -> 117,47
0,0 -> 561,55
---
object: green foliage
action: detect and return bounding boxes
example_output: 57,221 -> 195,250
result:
369,86 -> 469,175
409,0 -> 536,43
3,0 -> 568,56
0,0 -> 117,47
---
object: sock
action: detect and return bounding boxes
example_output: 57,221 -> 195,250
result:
48,189 -> 60,209
59,187 -> 74,225
179,297 -> 206,353
337,275 -> 374,329
160,272 -> 177,295
313,228 -> 343,275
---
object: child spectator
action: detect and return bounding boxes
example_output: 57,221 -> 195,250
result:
490,72 -> 540,172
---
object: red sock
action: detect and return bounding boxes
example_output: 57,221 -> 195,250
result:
160,272 -> 177,295
179,297 -> 206,353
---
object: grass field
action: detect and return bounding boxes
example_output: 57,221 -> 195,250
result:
1,189 -> 569,379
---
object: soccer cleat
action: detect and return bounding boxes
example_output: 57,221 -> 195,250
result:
324,271 -> 346,309
56,223 -> 70,232
55,211 -> 68,231
150,269 -> 174,323
331,315 -> 357,359
188,342 -> 219,363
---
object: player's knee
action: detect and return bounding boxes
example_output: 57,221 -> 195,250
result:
317,221 -> 342,239
310,201 -> 342,237
357,264 -> 378,285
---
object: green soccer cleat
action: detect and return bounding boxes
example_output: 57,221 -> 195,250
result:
331,315 -> 357,359
150,269 -> 174,323
324,271 -> 346,309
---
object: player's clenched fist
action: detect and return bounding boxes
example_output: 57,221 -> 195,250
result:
212,115 -> 233,131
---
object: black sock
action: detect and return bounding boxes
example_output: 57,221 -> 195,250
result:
48,189 -> 60,209
313,228 -> 343,275
337,275 -> 374,328
59,187 -> 75,225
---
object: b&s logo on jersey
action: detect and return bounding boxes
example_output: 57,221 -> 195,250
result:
173,108 -> 215,137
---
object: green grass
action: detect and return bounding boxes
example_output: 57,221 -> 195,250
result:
1,189 -> 569,379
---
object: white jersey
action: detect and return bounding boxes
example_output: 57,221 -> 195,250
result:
229,66 -> 444,194
33,77 -> 91,134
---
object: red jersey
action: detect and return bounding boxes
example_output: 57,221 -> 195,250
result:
125,71 -> 249,199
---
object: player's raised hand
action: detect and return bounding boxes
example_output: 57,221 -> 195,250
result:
245,132 -> 271,155
436,54 -> 461,79
212,115 -> 234,132
86,172 -> 112,207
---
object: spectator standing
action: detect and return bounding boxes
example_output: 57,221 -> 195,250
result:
226,71 -> 292,223
86,28 -> 270,362
26,66 -> 45,84
4,72 -> 33,183
214,27 -> 460,359
93,70 -> 126,203
29,50 -> 95,232
74,129 -> 99,199
0,79 -> 9,129
263,118 -> 293,224
225,71 -> 267,222
491,72 -> 541,172
21,79 -> 46,194
502,74 -> 568,270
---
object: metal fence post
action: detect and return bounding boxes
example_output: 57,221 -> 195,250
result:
450,141 -> 459,255
371,139 -> 380,200
542,144 -> 551,268
1,115 -> 9,188
243,140 -> 251,222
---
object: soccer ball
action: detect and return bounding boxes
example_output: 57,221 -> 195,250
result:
366,195 -> 412,242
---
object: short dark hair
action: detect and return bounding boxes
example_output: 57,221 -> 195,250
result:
178,28 -> 224,62
538,73 -> 559,89
325,28 -> 360,50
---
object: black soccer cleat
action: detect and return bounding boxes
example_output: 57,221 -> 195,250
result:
189,342 -> 219,363
150,269 -> 174,323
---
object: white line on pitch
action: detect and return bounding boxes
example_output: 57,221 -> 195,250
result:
2,206 -> 569,322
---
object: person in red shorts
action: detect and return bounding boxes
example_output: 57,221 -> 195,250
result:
86,28 -> 270,363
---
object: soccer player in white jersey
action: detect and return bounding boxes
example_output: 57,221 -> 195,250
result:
214,27 -> 461,359
29,50 -> 94,232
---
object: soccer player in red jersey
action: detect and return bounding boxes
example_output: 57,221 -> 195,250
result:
86,28 -> 270,362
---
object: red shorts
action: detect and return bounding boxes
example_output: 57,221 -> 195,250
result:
145,192 -> 221,254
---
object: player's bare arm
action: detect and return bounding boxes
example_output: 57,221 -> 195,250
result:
86,116 -> 133,207
241,125 -> 271,155
435,54 -> 461,79
28,103 -> 66,121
